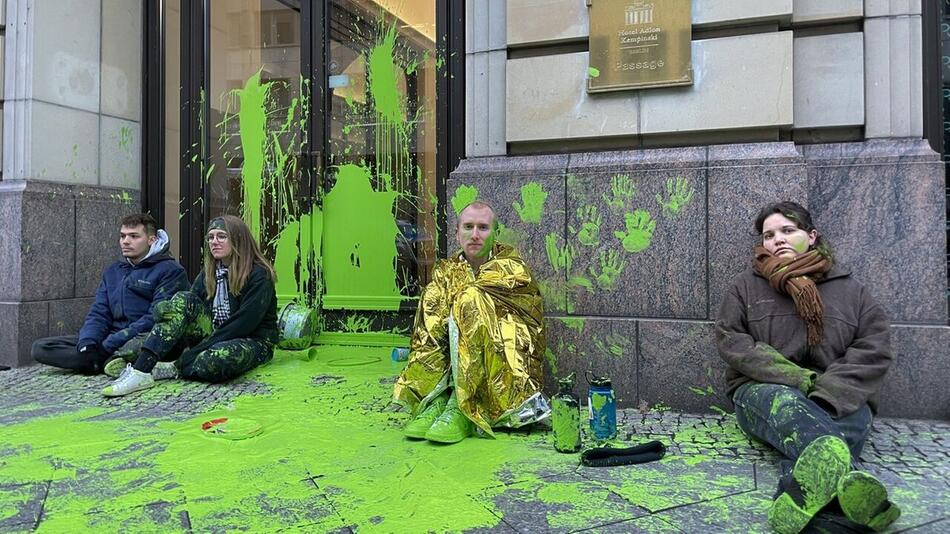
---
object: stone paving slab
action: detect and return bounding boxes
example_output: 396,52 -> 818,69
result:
0,352 -> 947,533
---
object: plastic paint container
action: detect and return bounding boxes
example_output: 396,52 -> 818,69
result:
277,303 -> 319,350
391,347 -> 410,361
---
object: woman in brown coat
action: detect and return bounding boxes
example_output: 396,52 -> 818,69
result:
717,201 -> 900,534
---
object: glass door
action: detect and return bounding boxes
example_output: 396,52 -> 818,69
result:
170,0 -> 447,340
322,0 -> 438,314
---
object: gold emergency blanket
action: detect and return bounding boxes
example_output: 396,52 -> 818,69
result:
393,243 -> 546,435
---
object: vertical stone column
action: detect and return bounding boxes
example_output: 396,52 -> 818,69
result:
0,0 -> 143,368
465,0 -> 506,157
864,0 -> 923,137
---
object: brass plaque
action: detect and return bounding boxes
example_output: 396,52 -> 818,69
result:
587,0 -> 692,93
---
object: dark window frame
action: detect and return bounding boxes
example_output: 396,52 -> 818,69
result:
141,0 -> 464,279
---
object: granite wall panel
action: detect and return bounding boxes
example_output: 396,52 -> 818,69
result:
17,188 -> 76,302
449,155 -> 569,314
543,316 -> 639,408
48,297 -> 96,337
0,190 -> 23,300
877,325 -> 950,420
0,301 -> 49,368
565,168 -> 706,318
448,139 -> 948,417
638,320 -> 729,414
75,196 -> 139,296
805,141 -> 946,323
707,144 -> 808,317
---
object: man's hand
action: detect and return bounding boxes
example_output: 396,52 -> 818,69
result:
614,209 -> 656,253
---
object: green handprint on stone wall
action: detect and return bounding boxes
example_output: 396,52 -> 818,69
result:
572,205 -> 602,246
614,209 -> 656,253
603,174 -> 636,211
656,176 -> 695,218
450,184 -> 479,215
589,249 -> 626,290
513,182 -> 548,224
544,233 -> 576,274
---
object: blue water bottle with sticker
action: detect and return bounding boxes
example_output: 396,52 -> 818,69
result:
587,372 -> 617,441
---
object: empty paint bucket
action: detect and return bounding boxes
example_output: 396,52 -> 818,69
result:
277,303 -> 319,350
391,348 -> 410,361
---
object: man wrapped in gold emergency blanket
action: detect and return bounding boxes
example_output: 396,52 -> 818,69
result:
394,202 -> 548,444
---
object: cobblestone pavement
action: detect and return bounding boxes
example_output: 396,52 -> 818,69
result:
0,349 -> 947,533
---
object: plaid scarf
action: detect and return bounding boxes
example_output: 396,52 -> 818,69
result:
752,246 -> 832,346
212,262 -> 231,328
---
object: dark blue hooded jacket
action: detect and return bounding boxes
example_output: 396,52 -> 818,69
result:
78,230 -> 189,354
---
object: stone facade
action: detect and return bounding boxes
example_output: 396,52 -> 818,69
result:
449,140 -> 948,420
458,1 -> 947,420
0,0 -> 143,368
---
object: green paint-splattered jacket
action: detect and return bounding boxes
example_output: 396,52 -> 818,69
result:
187,264 -> 279,355
716,266 -> 892,418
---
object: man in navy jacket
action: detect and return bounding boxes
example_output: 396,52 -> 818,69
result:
31,213 -> 189,374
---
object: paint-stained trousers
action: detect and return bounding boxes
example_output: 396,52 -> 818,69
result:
32,334 -> 146,375
139,291 -> 273,383
733,382 -> 872,495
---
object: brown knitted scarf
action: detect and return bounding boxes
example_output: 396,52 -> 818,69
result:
752,246 -> 832,346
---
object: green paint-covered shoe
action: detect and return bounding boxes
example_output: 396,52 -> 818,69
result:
403,392 -> 449,439
837,470 -> 901,531
103,357 -> 130,378
425,392 -> 473,444
768,435 -> 852,534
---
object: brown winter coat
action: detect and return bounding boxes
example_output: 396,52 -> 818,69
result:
716,266 -> 893,418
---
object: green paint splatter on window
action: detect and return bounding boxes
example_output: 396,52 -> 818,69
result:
588,67 -> 601,78
323,164 -> 401,309
513,182 -> 548,224
344,315 -> 372,333
450,185 -> 479,215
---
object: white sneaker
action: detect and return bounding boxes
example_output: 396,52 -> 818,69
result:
102,364 -> 155,397
151,361 -> 179,381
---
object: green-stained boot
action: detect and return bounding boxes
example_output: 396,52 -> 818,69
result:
425,391 -> 474,444
768,435 -> 852,534
837,471 -> 901,531
403,392 -> 449,439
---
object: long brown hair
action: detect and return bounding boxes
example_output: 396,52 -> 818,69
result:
204,214 -> 276,297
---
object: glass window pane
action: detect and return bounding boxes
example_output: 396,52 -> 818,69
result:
324,0 -> 437,308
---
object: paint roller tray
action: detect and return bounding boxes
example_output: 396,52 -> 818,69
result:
200,416 -> 264,440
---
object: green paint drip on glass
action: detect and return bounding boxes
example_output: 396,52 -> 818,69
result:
323,164 -> 401,309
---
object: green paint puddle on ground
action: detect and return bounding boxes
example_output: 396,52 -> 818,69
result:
0,353 -> 938,532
